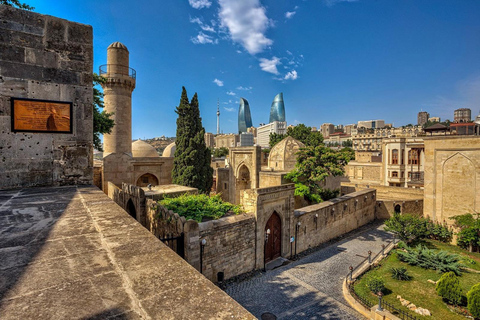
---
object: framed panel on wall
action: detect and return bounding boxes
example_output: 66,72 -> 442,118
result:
11,97 -> 73,133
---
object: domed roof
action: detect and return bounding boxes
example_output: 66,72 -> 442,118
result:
132,140 -> 159,158
475,112 -> 480,125
268,136 -> 305,171
162,142 -> 176,157
108,42 -> 128,51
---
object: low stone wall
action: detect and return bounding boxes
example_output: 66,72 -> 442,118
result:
293,189 -> 376,254
376,199 -> 424,219
342,182 -> 423,200
145,198 -> 186,238
194,214 -> 256,282
108,182 -> 147,225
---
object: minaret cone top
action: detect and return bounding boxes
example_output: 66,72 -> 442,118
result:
108,42 -> 129,51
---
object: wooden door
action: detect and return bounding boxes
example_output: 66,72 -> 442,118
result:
265,212 -> 281,263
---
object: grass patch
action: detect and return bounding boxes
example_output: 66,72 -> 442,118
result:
354,239 -> 480,320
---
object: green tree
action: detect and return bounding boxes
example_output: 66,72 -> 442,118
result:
285,145 -> 351,203
172,87 -> 213,193
93,73 -> 114,151
1,0 -> 34,10
365,275 -> 385,294
384,213 -> 428,243
450,213 -> 480,252
269,124 -> 324,148
436,271 -> 462,306
342,139 -> 353,147
212,147 -> 229,158
468,283 -> 480,319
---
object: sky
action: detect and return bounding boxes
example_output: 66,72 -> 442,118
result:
28,0 -> 480,139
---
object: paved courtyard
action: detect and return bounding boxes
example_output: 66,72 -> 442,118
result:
225,222 -> 392,319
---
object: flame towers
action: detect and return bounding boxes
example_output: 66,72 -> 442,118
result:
238,98 -> 253,134
269,93 -> 286,123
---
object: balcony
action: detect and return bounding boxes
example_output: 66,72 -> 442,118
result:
408,171 -> 424,187
99,64 -> 136,79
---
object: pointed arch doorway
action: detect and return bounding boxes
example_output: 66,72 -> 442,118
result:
265,212 -> 282,263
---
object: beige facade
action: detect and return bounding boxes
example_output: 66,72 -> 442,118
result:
352,126 -> 422,151
423,136 -> 480,225
381,137 -> 425,188
204,132 -> 215,148
321,123 -> 335,138
268,136 -> 305,171
215,133 -> 239,148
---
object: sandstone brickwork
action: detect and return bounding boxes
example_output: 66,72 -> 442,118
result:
423,136 -> 480,224
0,5 -> 93,189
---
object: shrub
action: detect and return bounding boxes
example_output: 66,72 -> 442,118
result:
396,241 -> 407,249
396,245 -> 466,276
159,193 -> 243,222
426,220 -> 453,243
450,213 -> 480,252
436,272 -> 463,306
385,212 -> 428,243
365,275 -> 385,294
468,283 -> 480,318
390,267 -> 411,281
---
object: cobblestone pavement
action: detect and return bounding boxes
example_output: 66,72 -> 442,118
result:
225,221 -> 392,320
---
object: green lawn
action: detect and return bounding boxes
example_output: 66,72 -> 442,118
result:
354,239 -> 480,319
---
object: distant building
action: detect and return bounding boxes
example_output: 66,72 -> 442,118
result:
321,123 -> 335,138
239,132 -> 254,146
454,108 -> 471,123
247,126 -> 257,137
344,124 -> 356,135
428,116 -> 441,123
269,93 -> 286,123
204,132 -> 214,148
324,132 -> 351,147
352,126 -> 421,152
311,127 -> 317,132
257,121 -> 287,148
215,134 -> 239,148
357,120 -> 385,129
238,98 -> 253,134
417,111 -> 429,127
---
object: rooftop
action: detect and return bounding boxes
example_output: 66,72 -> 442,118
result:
0,186 -> 253,319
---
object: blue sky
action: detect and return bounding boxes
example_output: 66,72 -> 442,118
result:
29,0 -> 480,138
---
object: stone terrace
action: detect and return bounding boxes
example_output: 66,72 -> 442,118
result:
0,186 -> 254,320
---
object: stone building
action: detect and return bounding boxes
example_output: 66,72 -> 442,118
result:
454,108 -> 471,123
0,5 -> 93,189
357,119 -> 385,129
215,133 -> 239,148
99,42 -> 173,193
423,136 -> 480,226
417,111 -> 429,126
352,126 -> 421,152
204,132 -> 214,148
321,123 -> 335,138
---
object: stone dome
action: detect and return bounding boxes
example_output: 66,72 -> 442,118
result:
475,112 -> 480,125
132,140 -> 160,158
108,42 -> 128,51
268,136 -> 305,171
162,142 -> 176,157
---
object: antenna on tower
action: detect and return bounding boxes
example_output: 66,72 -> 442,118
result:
216,98 -> 220,135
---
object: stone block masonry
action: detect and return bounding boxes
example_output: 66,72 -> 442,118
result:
0,5 -> 93,189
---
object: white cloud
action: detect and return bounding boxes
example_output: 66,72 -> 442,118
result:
189,0 -> 212,9
218,0 -> 273,55
226,91 -> 236,96
191,32 -> 217,44
213,78 -> 224,86
190,17 -> 216,32
285,11 -> 296,19
286,50 -> 293,55
237,86 -> 253,91
224,107 -> 235,112
259,56 -> 281,75
284,70 -> 298,80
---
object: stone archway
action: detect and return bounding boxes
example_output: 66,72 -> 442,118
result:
235,164 -> 251,204
394,204 -> 401,214
136,173 -> 159,187
265,212 -> 282,263
126,198 -> 136,220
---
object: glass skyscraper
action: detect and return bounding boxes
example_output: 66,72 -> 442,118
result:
238,98 -> 253,134
269,93 -> 286,123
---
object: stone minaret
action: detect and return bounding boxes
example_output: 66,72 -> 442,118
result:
101,42 -> 136,157
216,99 -> 220,134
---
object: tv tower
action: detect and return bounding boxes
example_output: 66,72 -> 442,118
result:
216,99 -> 220,134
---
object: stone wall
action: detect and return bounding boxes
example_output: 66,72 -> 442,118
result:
195,214 -> 256,282
216,167 -> 230,202
345,161 -> 382,186
341,182 -> 423,200
259,171 -> 289,188
293,189 -> 376,254
0,5 -> 93,189
109,182 -> 147,225
423,136 -> 480,225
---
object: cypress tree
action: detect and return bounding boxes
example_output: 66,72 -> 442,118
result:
172,87 -> 213,193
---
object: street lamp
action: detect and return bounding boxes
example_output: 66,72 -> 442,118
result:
264,228 -> 271,271
200,238 -> 207,274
